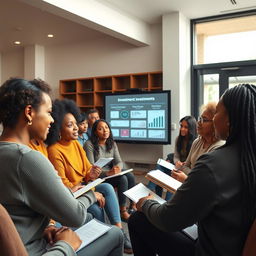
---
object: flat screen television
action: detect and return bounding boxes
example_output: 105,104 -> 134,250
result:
104,90 -> 171,144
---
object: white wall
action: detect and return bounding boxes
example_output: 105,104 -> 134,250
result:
44,23 -> 163,163
0,19 -> 191,165
1,49 -> 24,83
44,23 -> 162,99
162,12 -> 191,157
1,23 -> 163,163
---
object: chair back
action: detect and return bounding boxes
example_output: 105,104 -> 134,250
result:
242,219 -> 256,256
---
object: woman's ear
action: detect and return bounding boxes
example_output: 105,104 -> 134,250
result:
24,105 -> 34,125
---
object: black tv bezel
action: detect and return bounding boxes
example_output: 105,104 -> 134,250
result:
103,90 -> 171,145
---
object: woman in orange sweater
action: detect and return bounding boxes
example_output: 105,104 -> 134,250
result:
46,99 -> 132,254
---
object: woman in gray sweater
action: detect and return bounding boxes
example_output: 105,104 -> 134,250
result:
0,78 -> 123,256
84,119 -> 136,221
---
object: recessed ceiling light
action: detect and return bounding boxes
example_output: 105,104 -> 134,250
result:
14,41 -> 21,45
47,34 -> 54,38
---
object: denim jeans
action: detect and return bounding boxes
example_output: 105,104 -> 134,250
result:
105,172 -> 135,207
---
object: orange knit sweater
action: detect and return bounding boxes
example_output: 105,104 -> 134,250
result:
47,140 -> 92,188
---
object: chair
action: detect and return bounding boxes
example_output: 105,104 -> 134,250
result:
242,219 -> 256,256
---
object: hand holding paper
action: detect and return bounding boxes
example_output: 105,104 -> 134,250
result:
94,158 -> 113,168
136,193 -> 154,212
123,183 -> 166,204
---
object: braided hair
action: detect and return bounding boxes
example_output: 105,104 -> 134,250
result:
90,119 -> 114,156
222,84 -> 256,227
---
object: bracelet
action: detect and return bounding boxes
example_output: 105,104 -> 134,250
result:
47,223 -> 56,227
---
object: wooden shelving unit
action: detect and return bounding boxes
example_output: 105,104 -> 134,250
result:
60,71 -> 163,117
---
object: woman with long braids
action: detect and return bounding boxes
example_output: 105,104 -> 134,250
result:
128,84 -> 256,256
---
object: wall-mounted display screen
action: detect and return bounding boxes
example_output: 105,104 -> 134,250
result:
104,90 -> 171,144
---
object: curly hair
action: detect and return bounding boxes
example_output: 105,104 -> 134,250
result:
200,102 -> 217,118
0,78 -> 51,128
45,99 -> 80,146
90,119 -> 114,156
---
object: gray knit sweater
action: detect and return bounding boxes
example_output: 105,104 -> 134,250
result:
0,142 -> 96,256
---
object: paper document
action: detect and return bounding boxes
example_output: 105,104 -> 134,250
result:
146,169 -> 182,193
123,183 -> 166,204
182,224 -> 198,240
94,158 -> 113,168
73,178 -> 104,198
76,219 -> 112,251
157,158 -> 175,170
103,168 -> 134,180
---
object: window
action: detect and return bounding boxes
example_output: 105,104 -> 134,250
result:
195,14 -> 256,65
191,11 -> 256,117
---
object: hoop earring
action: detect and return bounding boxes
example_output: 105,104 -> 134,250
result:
28,120 -> 32,125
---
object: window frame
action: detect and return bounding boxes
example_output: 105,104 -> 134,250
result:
191,10 -> 256,117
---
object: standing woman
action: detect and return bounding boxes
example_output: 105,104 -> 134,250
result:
0,78 -> 123,256
148,116 -> 197,199
128,84 -> 256,256
84,119 -> 136,221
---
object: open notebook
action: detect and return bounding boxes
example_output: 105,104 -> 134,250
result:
145,169 -> 182,193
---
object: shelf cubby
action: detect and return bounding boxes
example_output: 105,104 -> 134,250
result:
94,77 -> 112,91
131,74 -> 148,89
60,80 -> 76,93
112,75 -> 131,91
59,71 -> 162,113
77,93 -> 94,106
77,78 -> 94,92
149,72 -> 163,89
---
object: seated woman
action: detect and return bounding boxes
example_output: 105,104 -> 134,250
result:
77,112 -> 89,147
148,115 -> 197,200
128,84 -> 256,256
29,139 -> 48,157
0,78 -> 123,256
46,99 -> 132,254
0,204 -> 28,256
84,119 -> 136,221
171,102 -> 225,183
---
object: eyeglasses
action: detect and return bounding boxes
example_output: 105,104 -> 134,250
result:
197,116 -> 213,124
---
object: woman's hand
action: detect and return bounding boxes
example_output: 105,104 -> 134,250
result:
89,166 -> 102,180
94,192 -> 105,208
171,170 -> 187,183
54,227 -> 82,251
107,166 -> 121,176
136,194 -> 154,212
175,161 -> 184,169
43,225 -> 59,245
70,183 -> 84,193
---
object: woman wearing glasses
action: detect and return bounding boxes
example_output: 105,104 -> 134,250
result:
171,102 -> 225,183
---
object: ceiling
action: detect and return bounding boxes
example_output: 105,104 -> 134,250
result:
0,0 -> 255,53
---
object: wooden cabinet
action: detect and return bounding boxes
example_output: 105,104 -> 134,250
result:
59,71 -> 162,116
